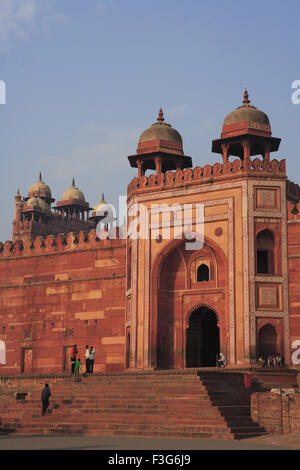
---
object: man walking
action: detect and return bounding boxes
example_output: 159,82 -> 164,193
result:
41,383 -> 51,415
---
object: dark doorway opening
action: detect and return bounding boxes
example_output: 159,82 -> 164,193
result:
258,323 -> 278,360
257,250 -> 269,274
256,230 -> 275,274
21,348 -> 33,374
186,306 -> 220,367
62,346 -> 73,372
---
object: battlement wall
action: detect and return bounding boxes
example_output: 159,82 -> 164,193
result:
128,157 -> 286,196
0,228 -> 126,260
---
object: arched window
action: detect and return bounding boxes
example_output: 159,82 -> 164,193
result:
197,264 -> 209,282
0,340 -> 6,364
256,229 -> 275,274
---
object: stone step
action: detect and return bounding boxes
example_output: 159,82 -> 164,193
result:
0,421 -> 234,438
0,408 -> 223,420
0,398 -> 213,408
15,391 -> 209,400
1,403 -> 219,416
0,415 -> 227,427
233,431 -> 268,440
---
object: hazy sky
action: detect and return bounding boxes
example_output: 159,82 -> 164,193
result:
1,0 -> 300,241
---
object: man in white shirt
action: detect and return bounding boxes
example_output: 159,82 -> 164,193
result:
85,345 -> 90,374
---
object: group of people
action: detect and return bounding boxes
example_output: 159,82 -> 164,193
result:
40,345 -> 96,415
70,344 -> 96,381
258,353 -> 282,368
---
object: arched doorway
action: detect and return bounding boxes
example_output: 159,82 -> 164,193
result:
186,306 -> 220,367
258,323 -> 278,359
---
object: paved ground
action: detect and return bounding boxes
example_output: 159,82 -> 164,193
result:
0,433 -> 299,450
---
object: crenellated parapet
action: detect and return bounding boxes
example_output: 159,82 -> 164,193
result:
127,157 -> 286,197
0,228 -> 125,259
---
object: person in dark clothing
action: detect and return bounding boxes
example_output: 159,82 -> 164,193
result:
41,383 -> 51,415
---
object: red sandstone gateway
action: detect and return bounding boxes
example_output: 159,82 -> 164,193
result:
0,91 -> 300,375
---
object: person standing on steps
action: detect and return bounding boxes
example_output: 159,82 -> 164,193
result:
41,383 -> 51,415
74,357 -> 82,382
89,346 -> 95,373
85,345 -> 90,374
70,344 -> 78,374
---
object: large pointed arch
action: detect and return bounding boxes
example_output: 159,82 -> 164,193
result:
149,236 -> 228,369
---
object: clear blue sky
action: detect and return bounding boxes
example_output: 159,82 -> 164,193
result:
0,0 -> 300,241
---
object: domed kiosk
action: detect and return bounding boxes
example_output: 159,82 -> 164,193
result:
90,193 -> 116,233
25,196 -> 50,212
25,172 -> 55,205
55,179 -> 92,224
212,90 -> 281,163
128,108 -> 192,176
61,181 -> 85,203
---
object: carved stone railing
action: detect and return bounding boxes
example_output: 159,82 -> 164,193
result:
128,157 -> 286,196
0,228 -> 125,259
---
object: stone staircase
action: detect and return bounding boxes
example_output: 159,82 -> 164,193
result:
0,370 -> 266,440
198,371 -> 267,439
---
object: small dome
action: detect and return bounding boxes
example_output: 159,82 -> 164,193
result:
62,179 -> 85,202
138,108 -> 183,149
26,196 -> 50,211
28,173 -> 52,199
94,194 -> 114,218
223,90 -> 270,127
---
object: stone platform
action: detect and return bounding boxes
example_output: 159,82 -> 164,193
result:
0,368 -> 297,440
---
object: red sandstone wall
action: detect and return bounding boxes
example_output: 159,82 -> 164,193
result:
287,201 -> 300,362
0,230 -> 126,375
251,390 -> 300,434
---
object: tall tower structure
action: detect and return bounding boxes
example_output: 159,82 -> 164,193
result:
126,95 -> 289,370
13,173 -> 55,241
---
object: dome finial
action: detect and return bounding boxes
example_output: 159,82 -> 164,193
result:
102,192 -> 105,201
157,107 -> 164,122
243,89 -> 250,105
72,178 -> 75,187
39,172 -> 42,182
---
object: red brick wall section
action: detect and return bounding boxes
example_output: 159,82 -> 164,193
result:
287,201 -> 300,358
0,230 -> 126,375
251,390 -> 300,434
